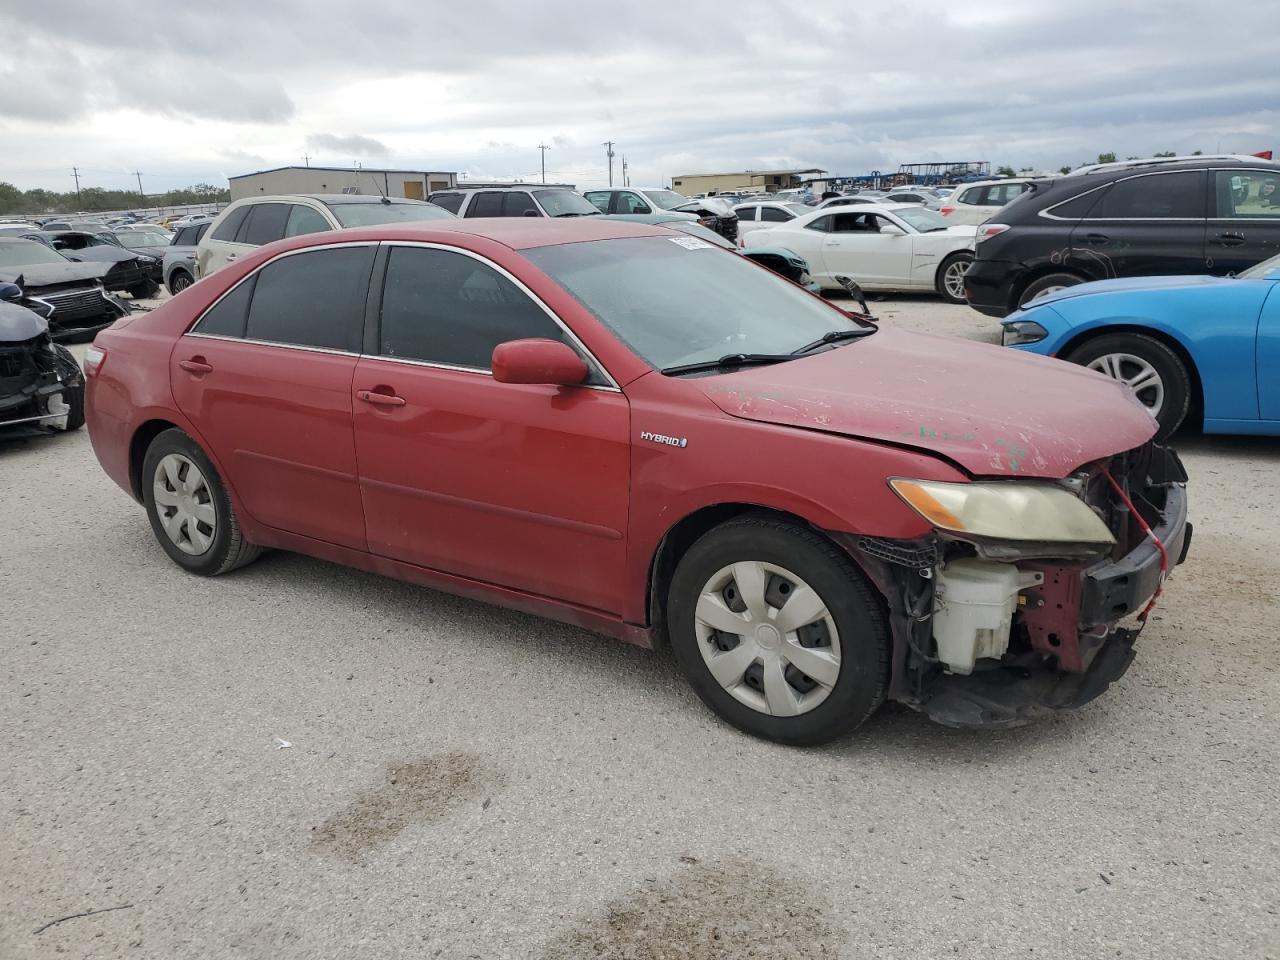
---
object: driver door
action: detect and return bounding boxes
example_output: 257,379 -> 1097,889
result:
817,212 -> 912,286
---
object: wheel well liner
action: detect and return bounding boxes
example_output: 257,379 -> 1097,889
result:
1057,324 -> 1204,426
128,419 -> 181,502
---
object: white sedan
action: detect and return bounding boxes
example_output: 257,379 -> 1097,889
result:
741,204 -> 978,303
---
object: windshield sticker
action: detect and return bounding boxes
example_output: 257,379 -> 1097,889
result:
667,236 -> 713,250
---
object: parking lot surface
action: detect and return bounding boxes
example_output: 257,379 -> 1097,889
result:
2,295 -> 1277,959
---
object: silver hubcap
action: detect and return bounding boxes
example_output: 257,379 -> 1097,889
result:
152,453 -> 217,555
943,260 -> 969,299
694,561 -> 841,717
1087,352 -> 1165,415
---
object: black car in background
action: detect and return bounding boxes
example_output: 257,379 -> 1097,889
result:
21,231 -> 159,298
0,238 -> 131,340
965,155 -> 1280,317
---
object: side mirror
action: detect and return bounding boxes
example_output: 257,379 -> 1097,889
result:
879,224 -> 907,236
0,281 -> 22,301
491,338 -> 589,386
522,209 -> 540,217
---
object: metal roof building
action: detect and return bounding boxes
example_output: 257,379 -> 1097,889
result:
670,167 -> 826,195
229,165 -> 458,202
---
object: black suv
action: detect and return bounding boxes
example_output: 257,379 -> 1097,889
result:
965,156 -> 1280,317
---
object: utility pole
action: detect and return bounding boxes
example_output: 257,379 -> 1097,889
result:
302,153 -> 311,167
132,170 -> 145,205
621,155 -> 629,187
602,140 -> 615,187
537,142 -> 550,184
72,166 -> 82,208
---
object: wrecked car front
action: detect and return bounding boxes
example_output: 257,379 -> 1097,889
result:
0,293 -> 85,434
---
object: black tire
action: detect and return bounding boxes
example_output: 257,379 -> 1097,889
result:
167,270 -> 193,295
52,345 -> 85,430
128,280 -> 160,299
1018,272 -> 1083,308
1064,333 -> 1192,440
667,514 -> 890,746
141,428 -> 262,575
935,251 -> 973,304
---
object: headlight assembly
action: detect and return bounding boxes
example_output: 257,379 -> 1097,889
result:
1001,319 -> 1049,346
889,478 -> 1115,545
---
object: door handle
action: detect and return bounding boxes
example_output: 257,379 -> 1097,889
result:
825,240 -> 842,247
1079,233 -> 1110,245
356,389 -> 406,407
178,358 -> 213,374
1213,232 -> 1246,247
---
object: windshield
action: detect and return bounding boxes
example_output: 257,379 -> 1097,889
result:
785,204 -> 812,216
892,207 -> 950,232
0,239 -> 68,267
525,236 -> 863,372
642,190 -> 689,211
532,190 -> 601,217
324,201 -> 455,228
1238,253 -> 1280,280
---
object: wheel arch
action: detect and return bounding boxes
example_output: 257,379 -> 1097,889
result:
128,419 -> 183,502
1057,323 -> 1205,428
644,503 -> 849,647
1008,262 -> 1094,313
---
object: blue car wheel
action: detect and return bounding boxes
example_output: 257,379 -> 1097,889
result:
1064,332 -> 1192,440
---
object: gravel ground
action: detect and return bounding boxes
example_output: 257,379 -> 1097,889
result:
2,294 -> 1277,959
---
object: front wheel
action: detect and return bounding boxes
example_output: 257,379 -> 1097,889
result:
128,280 -> 160,299
1064,333 -> 1192,440
142,428 -> 262,575
935,251 -> 973,304
667,514 -> 890,746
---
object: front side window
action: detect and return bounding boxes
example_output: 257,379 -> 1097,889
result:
893,207 -> 950,232
760,206 -> 792,222
583,192 -> 611,213
379,246 -> 568,370
525,237 -> 861,373
532,190 -> 600,217
1215,170 -> 1280,218
211,205 -> 251,242
1089,171 -> 1205,219
641,190 -> 688,210
238,203 -> 290,246
617,192 -> 651,214
958,187 -> 983,205
324,201 -> 454,227
736,206 -> 759,220
242,246 -> 374,351
285,204 -> 332,237
804,215 -> 833,232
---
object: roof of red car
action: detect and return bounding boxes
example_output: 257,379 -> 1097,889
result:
331,216 -> 674,251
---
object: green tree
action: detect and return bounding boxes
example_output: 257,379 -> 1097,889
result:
1153,151 -> 1176,158
1096,152 -> 1117,164
996,165 -> 1016,178
1059,166 -> 1073,175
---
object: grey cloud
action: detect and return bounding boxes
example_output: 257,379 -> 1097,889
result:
307,133 -> 390,157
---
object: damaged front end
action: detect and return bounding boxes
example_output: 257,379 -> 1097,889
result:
838,443 -> 1191,728
0,294 -> 85,436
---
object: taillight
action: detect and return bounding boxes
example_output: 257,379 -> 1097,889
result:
940,206 -> 956,216
975,223 -> 1010,244
83,345 -> 107,376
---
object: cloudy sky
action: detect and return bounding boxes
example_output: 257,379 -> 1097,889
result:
2,0 -> 1277,194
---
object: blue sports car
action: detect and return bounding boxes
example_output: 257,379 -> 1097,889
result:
1000,253 -> 1280,440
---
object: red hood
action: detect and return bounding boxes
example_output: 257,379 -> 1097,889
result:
697,328 -> 1156,478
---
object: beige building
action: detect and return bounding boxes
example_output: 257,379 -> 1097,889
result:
229,165 -> 457,201
670,167 -> 825,196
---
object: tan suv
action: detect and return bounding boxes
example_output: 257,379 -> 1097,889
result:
195,194 -> 453,277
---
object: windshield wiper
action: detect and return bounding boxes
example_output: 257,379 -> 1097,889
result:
554,211 -> 601,217
791,327 -> 877,355
661,353 -> 795,376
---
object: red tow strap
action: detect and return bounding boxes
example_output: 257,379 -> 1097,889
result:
1101,466 -> 1169,622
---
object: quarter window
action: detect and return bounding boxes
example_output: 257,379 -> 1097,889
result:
1215,170 -> 1280,218
284,204 -> 331,237
1087,171 -> 1205,219
210,205 -> 251,242
379,246 -> 569,370
238,203 -> 291,245
243,246 -> 373,351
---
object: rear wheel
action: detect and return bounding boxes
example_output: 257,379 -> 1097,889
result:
1018,272 -> 1083,308
667,514 -> 890,746
168,269 -> 193,294
142,428 -> 262,575
1064,333 -> 1192,440
936,251 -> 973,304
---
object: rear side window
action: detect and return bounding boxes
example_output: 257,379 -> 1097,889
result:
193,221 -> 211,243
284,204 -> 331,237
192,276 -> 256,338
1088,171 -> 1205,219
378,246 -> 566,369
986,182 -> 1027,206
239,203 -> 291,245
244,246 -> 374,351
429,192 -> 464,214
173,225 -> 197,245
502,192 -> 539,216
467,192 -> 504,217
210,205 -> 250,242
760,207 -> 791,222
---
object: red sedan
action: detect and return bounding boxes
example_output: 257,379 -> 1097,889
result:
84,219 -> 1190,744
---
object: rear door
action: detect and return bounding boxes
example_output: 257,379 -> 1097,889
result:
172,243 -> 375,549
1208,168 -> 1280,275
1069,169 -> 1207,278
351,243 -> 631,612
464,192 -> 505,217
